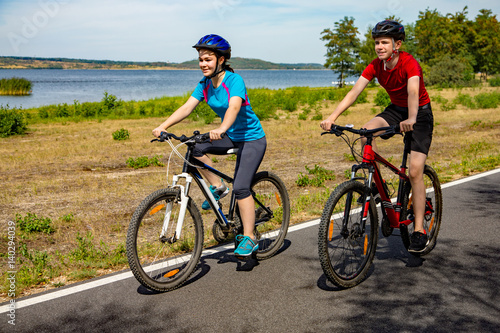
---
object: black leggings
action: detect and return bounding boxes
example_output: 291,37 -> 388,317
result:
193,136 -> 267,200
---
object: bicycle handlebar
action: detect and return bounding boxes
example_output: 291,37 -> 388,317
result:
151,131 -> 225,143
322,124 -> 401,137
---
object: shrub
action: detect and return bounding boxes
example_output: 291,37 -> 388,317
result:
426,56 -> 474,87
16,213 -> 56,234
474,92 -> 500,109
488,76 -> 500,87
80,102 -> 101,118
374,89 -> 391,107
112,128 -> 130,140
0,105 -> 28,137
453,93 -> 476,109
102,92 -> 122,110
190,102 -> 217,124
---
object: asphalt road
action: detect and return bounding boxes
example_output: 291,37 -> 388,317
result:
2,169 -> 500,332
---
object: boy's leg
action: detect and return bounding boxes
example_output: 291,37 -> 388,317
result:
361,116 -> 390,152
408,150 -> 431,253
408,151 -> 427,233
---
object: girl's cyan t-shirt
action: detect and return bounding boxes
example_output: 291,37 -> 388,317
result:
192,71 -> 265,142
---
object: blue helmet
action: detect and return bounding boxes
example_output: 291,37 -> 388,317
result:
193,34 -> 231,60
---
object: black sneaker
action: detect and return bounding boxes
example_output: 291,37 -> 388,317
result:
408,231 -> 429,253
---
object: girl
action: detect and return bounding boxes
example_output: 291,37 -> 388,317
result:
153,34 -> 266,258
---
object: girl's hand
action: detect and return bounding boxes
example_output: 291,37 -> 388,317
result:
209,128 -> 226,141
152,127 -> 166,138
399,119 -> 416,132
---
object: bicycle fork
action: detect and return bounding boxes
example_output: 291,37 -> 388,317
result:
160,172 -> 232,243
160,173 -> 193,243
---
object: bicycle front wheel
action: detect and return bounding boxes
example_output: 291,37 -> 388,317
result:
126,188 -> 203,292
400,165 -> 442,256
318,180 -> 379,288
251,171 -> 290,260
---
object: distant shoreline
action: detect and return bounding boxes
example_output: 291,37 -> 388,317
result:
0,56 -> 325,71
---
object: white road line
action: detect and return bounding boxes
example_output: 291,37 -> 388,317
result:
1,167 -> 498,313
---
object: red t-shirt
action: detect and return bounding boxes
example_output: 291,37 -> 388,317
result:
361,51 -> 430,108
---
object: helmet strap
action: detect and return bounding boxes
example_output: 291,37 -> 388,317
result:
383,38 -> 399,70
204,55 -> 225,82
201,55 -> 225,83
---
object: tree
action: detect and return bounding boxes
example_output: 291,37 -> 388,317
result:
446,6 -> 475,62
415,8 -> 452,64
402,23 -> 417,58
415,6 -> 477,83
356,26 -> 376,75
472,9 -> 500,80
321,16 -> 360,88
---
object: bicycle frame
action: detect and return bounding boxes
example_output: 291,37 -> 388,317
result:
160,144 -> 236,241
351,134 -> 413,230
159,136 -> 273,242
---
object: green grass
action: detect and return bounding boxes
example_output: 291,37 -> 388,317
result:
21,86 -> 367,125
126,155 -> 164,169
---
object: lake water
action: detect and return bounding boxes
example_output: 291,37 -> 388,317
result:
0,69 -> 355,109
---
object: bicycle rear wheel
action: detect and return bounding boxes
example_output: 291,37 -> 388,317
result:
126,188 -> 203,292
251,171 -> 290,260
318,180 -> 379,288
400,165 -> 442,256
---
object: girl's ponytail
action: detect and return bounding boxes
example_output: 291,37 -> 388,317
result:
224,62 -> 234,73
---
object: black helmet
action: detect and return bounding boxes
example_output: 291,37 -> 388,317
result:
372,20 -> 405,41
193,34 -> 231,60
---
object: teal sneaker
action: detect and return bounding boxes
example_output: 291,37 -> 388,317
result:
202,181 -> 229,210
234,235 -> 259,258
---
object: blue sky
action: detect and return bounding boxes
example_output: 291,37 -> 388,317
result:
0,0 -> 498,64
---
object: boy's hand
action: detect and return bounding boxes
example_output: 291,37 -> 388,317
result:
400,119 -> 416,132
320,119 -> 334,131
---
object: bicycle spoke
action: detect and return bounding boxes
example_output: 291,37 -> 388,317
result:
318,180 -> 378,288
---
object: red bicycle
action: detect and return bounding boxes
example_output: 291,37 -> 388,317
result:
318,124 -> 442,288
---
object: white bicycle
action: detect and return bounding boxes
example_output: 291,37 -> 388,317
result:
126,131 -> 290,292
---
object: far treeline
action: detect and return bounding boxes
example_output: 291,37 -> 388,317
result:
0,56 -> 323,71
322,7 -> 500,87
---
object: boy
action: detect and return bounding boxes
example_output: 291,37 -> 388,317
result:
320,20 -> 434,253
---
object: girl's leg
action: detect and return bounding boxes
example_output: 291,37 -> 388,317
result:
237,196 -> 256,238
233,137 -> 267,239
195,155 -> 223,187
193,136 -> 235,187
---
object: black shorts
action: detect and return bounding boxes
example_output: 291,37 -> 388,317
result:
376,103 -> 434,155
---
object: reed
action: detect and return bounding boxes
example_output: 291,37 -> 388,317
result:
0,77 -> 32,95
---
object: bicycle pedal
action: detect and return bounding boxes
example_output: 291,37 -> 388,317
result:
234,253 -> 256,262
